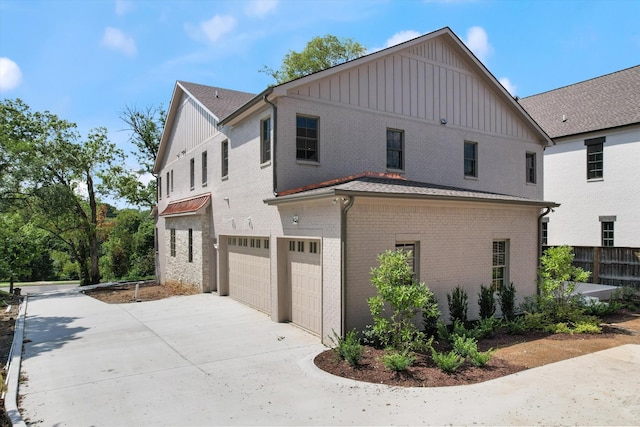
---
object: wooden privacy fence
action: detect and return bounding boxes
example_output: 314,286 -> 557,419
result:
544,246 -> 640,289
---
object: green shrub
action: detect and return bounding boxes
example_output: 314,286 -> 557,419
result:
329,329 -> 363,367
538,246 -> 591,321
447,286 -> 468,324
551,322 -> 572,334
473,316 -> 500,339
452,334 -> 478,358
505,317 -> 527,334
478,284 -> 496,319
367,249 -> 436,351
410,335 -> 434,354
581,299 -> 621,317
436,319 -> 450,342
521,312 -> 550,331
431,349 -> 464,373
498,282 -> 517,321
609,286 -> 639,310
452,319 -> 481,340
572,320 -> 602,334
469,348 -> 494,367
519,295 -> 541,314
422,294 -> 441,338
382,351 -> 415,371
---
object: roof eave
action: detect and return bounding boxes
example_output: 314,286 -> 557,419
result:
218,87 -> 274,127
442,32 -> 552,146
550,121 -> 640,142
265,188 -> 560,208
154,82 -> 185,174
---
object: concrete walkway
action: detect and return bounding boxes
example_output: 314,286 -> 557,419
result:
18,291 -> 640,426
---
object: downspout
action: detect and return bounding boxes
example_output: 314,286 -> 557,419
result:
263,93 -> 278,195
537,207 -> 552,296
340,196 -> 355,335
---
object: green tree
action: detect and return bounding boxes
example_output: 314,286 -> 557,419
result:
0,212 -> 50,291
539,246 -> 590,319
102,105 -> 165,207
0,99 -> 128,285
260,34 -> 367,84
367,249 -> 435,351
100,209 -> 154,280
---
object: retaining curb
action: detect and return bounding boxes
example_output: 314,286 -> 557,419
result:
4,296 -> 27,427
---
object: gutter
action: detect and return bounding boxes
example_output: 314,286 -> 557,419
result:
537,207 -> 553,295
266,188 -> 560,209
340,196 -> 355,336
263,93 -> 278,195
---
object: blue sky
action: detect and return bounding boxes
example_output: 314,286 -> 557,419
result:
1,0 -> 639,182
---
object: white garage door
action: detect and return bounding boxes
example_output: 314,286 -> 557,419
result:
288,239 -> 322,334
228,238 -> 271,314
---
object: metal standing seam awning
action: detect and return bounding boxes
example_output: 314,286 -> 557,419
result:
159,194 -> 211,217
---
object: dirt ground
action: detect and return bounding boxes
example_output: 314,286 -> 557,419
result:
82,281 -> 199,304
315,311 -> 640,387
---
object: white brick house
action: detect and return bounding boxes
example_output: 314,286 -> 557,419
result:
153,27 -> 556,343
520,66 -> 640,248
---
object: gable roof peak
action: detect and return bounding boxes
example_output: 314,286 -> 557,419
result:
177,80 -> 256,121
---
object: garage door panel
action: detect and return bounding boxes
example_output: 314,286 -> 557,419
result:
289,243 -> 321,334
228,247 -> 270,314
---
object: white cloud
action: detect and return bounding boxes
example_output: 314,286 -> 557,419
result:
463,26 -> 493,62
499,77 -> 517,96
245,0 -> 278,17
368,30 -> 422,53
101,27 -> 137,56
385,30 -> 422,48
0,57 -> 22,91
187,15 -> 237,43
115,0 -> 133,16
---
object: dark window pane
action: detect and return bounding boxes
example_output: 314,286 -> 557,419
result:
296,116 -> 319,161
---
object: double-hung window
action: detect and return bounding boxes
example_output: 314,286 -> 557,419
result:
526,152 -> 536,184
386,129 -> 404,170
202,151 -> 208,186
492,240 -> 508,291
158,176 -> 162,200
395,242 -> 418,279
296,115 -> 318,162
190,158 -> 195,189
586,137 -> 604,180
166,171 -> 170,197
600,216 -> 616,248
170,229 -> 176,257
261,118 -> 271,164
464,141 -> 477,178
221,140 -> 229,177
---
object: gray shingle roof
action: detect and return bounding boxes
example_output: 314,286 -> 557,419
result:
268,175 -> 556,207
178,81 -> 256,121
519,65 -> 640,139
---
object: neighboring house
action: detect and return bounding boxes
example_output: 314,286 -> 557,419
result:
520,66 -> 640,249
153,27 -> 556,344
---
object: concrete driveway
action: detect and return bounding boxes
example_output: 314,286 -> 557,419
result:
18,291 -> 640,426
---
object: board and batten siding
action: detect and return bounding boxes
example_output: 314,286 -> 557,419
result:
165,93 -> 219,161
288,38 -> 534,141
